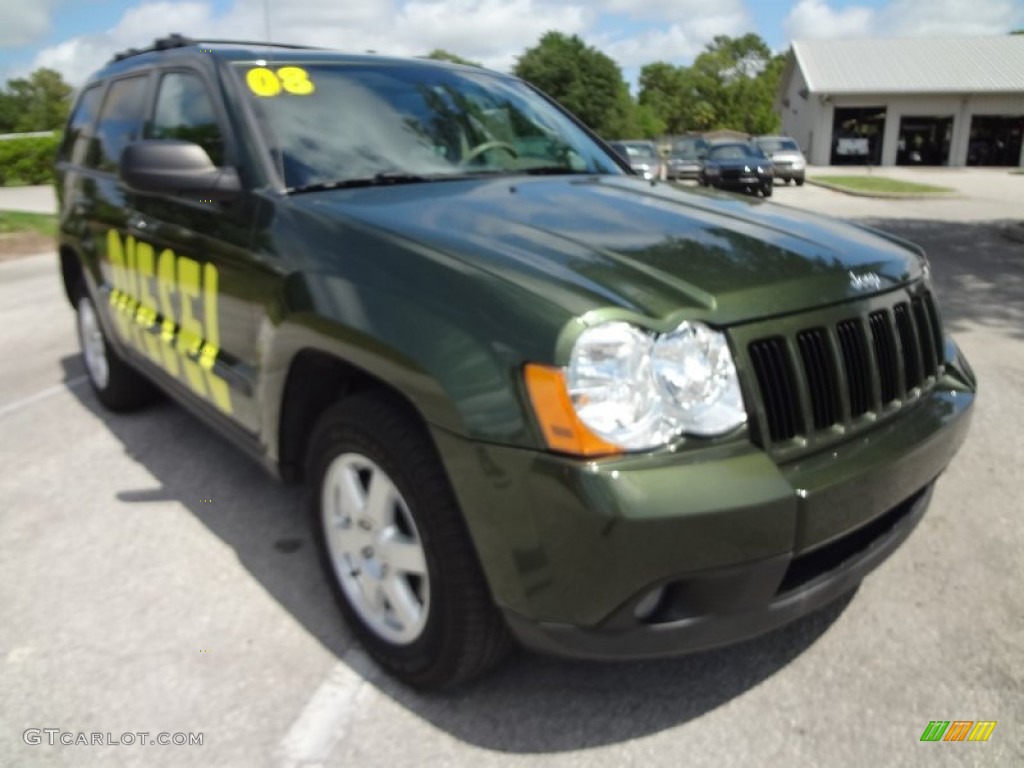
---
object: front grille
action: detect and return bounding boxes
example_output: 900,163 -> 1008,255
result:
746,290 -> 943,446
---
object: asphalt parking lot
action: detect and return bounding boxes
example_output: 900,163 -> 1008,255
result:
2,171 -> 1022,767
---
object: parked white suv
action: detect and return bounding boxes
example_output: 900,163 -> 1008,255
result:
752,136 -> 806,186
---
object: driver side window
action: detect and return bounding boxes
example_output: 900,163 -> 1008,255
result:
146,72 -> 226,166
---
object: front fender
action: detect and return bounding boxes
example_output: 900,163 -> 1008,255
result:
259,270 -> 542,456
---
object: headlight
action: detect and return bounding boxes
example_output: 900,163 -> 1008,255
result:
565,322 -> 663,449
651,322 -> 747,436
563,320 -> 747,451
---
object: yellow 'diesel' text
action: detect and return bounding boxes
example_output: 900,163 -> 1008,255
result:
106,229 -> 233,414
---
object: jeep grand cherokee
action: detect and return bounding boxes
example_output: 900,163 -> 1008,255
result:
56,35 -> 975,689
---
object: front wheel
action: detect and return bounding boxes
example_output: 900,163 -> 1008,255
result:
76,283 -> 158,411
795,177 -> 806,187
761,182 -> 773,197
308,392 -> 512,689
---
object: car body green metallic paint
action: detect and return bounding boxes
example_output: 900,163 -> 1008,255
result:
57,43 -> 975,661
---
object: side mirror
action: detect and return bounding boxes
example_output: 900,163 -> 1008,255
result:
120,140 -> 240,200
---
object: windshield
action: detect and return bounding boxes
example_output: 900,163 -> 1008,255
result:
619,143 -> 656,159
672,139 -> 706,158
708,144 -> 754,161
234,62 -> 624,189
756,138 -> 799,153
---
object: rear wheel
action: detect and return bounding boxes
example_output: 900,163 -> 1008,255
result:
76,283 -> 158,411
308,392 -> 512,689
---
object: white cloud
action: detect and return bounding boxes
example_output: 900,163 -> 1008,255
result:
0,0 -> 56,47
596,0 -> 737,22
29,0 -> 591,84
880,0 -> 1022,37
783,0 -> 874,41
784,0 -> 1022,42
594,0 -> 749,68
599,13 -> 749,69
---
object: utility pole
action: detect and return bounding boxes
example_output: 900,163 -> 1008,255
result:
263,0 -> 271,42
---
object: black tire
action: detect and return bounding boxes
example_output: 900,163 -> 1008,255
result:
761,183 -> 773,198
784,178 -> 792,185
307,392 -> 512,689
76,282 -> 159,411
795,177 -> 805,187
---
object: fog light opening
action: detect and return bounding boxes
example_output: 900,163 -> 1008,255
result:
633,586 -> 666,621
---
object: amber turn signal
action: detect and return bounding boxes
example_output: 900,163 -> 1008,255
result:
523,364 -> 623,457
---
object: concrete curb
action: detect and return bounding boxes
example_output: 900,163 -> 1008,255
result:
805,178 -> 959,200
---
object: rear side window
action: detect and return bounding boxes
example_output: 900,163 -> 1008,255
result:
146,72 -> 225,166
59,85 -> 103,165
89,76 -> 149,172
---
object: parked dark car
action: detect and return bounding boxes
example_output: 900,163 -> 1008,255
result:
700,142 -> 774,196
608,139 -> 663,180
752,135 -> 807,185
55,35 -> 974,689
666,136 -> 709,180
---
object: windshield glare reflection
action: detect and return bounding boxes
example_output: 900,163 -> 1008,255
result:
236,63 -> 624,189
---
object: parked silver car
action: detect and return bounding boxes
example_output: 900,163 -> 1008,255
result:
666,136 -> 709,181
752,136 -> 807,185
608,140 -> 663,180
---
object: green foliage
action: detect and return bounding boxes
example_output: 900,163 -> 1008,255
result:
514,32 -> 636,138
0,133 -> 60,186
812,176 -> 954,195
0,68 -> 73,133
638,34 -> 784,136
0,210 -> 57,236
424,49 -> 483,68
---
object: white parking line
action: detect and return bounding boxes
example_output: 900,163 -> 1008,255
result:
275,647 -> 380,768
0,376 -> 88,419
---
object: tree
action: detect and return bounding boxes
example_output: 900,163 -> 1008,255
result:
638,35 -> 783,136
424,49 -> 482,68
514,31 -> 634,138
0,68 -> 73,133
638,62 -> 687,134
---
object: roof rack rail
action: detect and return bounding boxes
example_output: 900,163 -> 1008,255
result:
111,34 -> 321,62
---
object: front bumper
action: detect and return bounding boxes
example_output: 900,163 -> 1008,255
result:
775,165 -> 806,181
713,174 -> 772,191
431,353 -> 974,660
668,166 -> 702,180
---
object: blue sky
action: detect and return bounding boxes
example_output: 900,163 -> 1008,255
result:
1,0 -> 1021,85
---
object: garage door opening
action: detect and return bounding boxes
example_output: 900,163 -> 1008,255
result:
831,107 -> 886,165
967,115 -> 1024,166
897,116 -> 952,165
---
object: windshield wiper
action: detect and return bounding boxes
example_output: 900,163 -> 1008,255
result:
287,171 -> 442,194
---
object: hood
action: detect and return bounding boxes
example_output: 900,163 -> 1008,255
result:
771,151 -> 806,163
292,175 -> 923,325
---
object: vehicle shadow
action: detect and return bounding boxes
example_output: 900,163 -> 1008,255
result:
60,356 -> 854,752
855,218 -> 1024,342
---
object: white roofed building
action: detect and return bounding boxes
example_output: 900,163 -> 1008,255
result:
776,36 -> 1024,168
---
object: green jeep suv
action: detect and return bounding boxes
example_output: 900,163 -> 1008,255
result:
56,35 -> 976,689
